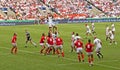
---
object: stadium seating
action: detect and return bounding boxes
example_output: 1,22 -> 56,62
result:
0,0 -> 120,20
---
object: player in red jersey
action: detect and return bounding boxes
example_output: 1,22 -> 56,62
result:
74,38 -> 84,62
55,36 -> 64,57
11,33 -> 17,54
45,32 -> 55,55
85,39 -> 94,66
39,33 -> 46,54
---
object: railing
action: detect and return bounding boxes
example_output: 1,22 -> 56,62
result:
0,17 -> 120,26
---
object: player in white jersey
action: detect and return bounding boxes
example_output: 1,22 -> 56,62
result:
85,24 -> 92,38
111,23 -> 115,35
108,29 -> 117,45
105,25 -> 110,41
91,22 -> 96,34
47,13 -> 57,32
94,36 -> 103,59
74,33 -> 82,43
71,32 -> 75,52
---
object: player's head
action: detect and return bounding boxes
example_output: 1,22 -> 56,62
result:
48,32 -> 52,37
42,33 -> 45,36
88,39 -> 91,43
85,23 -> 87,26
14,33 -> 17,36
72,32 -> 75,34
94,36 -> 97,39
76,33 -> 79,36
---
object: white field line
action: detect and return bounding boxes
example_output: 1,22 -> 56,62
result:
95,63 -> 120,70
0,46 -> 120,70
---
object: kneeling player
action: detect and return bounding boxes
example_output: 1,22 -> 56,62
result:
85,39 -> 94,66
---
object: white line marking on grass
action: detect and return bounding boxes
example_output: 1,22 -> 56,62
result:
95,63 -> 120,70
1,46 -> 120,70
0,52 -> 11,55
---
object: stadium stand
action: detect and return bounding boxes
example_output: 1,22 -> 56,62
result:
0,0 -> 120,20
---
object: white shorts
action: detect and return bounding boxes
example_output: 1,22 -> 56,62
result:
110,35 -> 114,40
46,43 -> 54,48
40,43 -> 44,46
76,48 -> 83,53
87,30 -> 91,34
48,22 -> 55,27
71,42 -> 74,47
86,52 -> 93,56
12,43 -> 17,47
55,45 -> 63,50
95,47 -> 101,52
106,32 -> 109,36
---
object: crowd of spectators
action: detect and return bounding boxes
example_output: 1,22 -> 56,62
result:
89,0 -> 120,18
0,0 -> 120,20
0,0 -> 47,20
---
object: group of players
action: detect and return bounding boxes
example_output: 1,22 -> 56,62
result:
11,13 -> 117,66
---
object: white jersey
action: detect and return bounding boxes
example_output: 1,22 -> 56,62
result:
86,25 -> 91,33
106,26 -> 109,35
111,24 -> 115,31
48,16 -> 55,27
94,38 -> 102,48
91,23 -> 95,30
74,36 -> 81,43
71,34 -> 75,42
48,16 -> 53,24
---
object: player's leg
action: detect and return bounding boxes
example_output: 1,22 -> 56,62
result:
40,45 -> 45,54
52,46 -> 55,55
14,47 -> 17,54
96,48 -> 103,59
87,54 -> 91,64
96,48 -> 101,59
90,53 -> 94,66
80,52 -> 84,62
60,46 -> 64,57
11,43 -> 15,54
30,40 -> 37,47
77,48 -> 81,62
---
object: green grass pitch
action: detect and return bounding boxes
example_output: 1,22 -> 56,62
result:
0,22 -> 120,70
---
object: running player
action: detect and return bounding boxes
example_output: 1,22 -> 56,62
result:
47,13 -> 57,32
11,33 -> 17,54
85,39 -> 94,66
39,33 -> 46,54
71,32 -> 75,52
91,22 -> 96,35
85,24 -> 92,38
25,30 -> 37,48
111,23 -> 115,35
105,25 -> 110,41
108,29 -> 117,45
55,36 -> 64,57
74,37 -> 84,62
93,36 -> 103,59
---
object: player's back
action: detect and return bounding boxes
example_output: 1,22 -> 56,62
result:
94,38 -> 101,47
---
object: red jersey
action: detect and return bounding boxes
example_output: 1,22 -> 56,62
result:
55,37 -> 63,45
74,40 -> 83,48
11,35 -> 17,43
40,36 -> 46,43
47,37 -> 54,45
85,43 -> 94,52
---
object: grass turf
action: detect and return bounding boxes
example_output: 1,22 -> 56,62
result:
0,22 -> 120,70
